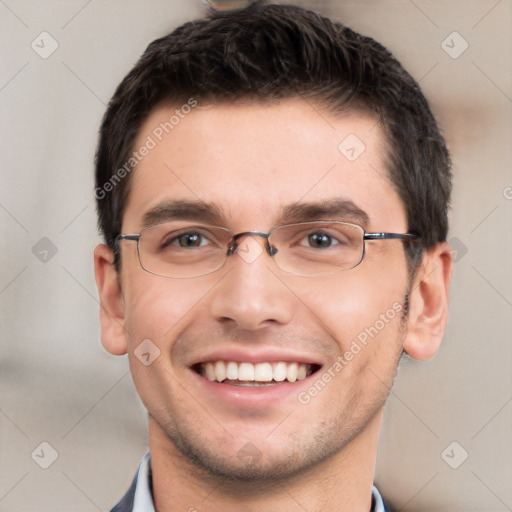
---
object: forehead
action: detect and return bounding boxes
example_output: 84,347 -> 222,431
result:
122,100 -> 406,231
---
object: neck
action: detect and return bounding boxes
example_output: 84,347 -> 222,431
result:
149,410 -> 383,512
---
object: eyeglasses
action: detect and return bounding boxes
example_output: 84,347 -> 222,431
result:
115,220 -> 419,278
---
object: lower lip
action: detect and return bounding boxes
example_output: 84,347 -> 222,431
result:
190,369 -> 319,408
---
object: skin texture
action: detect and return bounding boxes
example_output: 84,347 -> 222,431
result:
95,100 -> 452,511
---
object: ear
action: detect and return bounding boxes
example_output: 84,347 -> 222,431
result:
94,244 -> 128,355
403,242 -> 453,360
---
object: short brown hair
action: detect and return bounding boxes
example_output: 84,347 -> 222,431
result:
95,2 -> 451,269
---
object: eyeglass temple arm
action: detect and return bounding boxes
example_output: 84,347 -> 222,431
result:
364,232 -> 419,241
114,234 -> 140,255
116,234 -> 140,241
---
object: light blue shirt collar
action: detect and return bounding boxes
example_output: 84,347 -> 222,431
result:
132,453 -> 386,512
132,453 -> 155,511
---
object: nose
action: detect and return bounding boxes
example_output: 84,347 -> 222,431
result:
228,230 -> 276,257
209,234 -> 295,330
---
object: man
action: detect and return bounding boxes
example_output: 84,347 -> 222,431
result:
94,2 -> 452,510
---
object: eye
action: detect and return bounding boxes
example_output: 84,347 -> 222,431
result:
175,232 -> 207,248
305,232 -> 340,249
161,230 -> 211,249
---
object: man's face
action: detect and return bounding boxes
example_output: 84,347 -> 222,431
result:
118,100 -> 411,479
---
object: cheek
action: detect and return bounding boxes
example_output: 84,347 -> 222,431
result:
298,268 -> 405,314
121,276 -> 213,411
286,266 -> 407,354
121,272 -> 210,347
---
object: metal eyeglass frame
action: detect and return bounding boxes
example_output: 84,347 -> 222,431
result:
115,221 -> 419,277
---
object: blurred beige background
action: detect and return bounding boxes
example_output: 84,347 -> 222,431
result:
1,1 -> 511,510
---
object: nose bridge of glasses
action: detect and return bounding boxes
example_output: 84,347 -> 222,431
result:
228,231 -> 275,256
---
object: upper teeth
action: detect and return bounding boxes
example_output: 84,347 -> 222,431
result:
201,361 -> 311,383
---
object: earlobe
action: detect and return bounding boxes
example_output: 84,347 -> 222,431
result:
94,244 -> 128,355
403,242 -> 453,360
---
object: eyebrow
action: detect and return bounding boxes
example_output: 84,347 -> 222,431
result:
141,200 -> 226,228
140,197 -> 369,229
280,199 -> 370,227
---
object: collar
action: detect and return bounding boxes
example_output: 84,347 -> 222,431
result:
127,453 -> 387,512
132,453 -> 154,511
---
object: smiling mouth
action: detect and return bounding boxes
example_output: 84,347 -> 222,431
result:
193,361 -> 321,386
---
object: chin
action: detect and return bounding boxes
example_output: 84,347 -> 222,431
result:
166,423 -> 350,484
